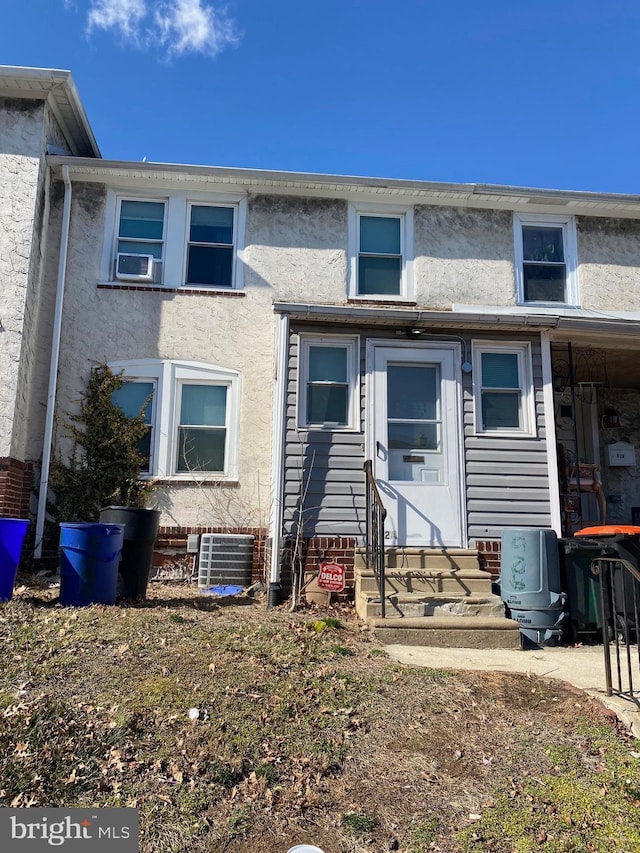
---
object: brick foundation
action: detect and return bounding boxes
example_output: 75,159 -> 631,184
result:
281,536 -> 356,599
152,526 -> 268,584
476,539 -> 501,579
0,458 -> 32,519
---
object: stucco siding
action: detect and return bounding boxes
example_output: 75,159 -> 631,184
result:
0,98 -> 45,459
245,195 -> 348,302
576,216 -> 640,311
53,182 -> 273,528
414,206 -> 516,308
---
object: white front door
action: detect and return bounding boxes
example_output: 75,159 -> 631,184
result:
370,343 -> 464,547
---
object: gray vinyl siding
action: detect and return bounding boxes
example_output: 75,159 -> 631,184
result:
283,329 -> 366,538
284,325 -> 552,542
464,336 -> 552,540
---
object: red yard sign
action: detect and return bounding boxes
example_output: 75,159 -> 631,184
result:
317,561 -> 346,592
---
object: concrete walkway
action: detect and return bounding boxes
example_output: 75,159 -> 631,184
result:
384,643 -> 640,737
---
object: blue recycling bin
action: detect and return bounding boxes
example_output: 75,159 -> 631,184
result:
59,523 -> 124,607
0,517 -> 29,602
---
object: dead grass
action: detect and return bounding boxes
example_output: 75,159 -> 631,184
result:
0,580 -> 639,853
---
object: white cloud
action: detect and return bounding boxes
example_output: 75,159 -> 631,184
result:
155,0 -> 239,57
83,0 -> 239,57
87,0 -> 147,41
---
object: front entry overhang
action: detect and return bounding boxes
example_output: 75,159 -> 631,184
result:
273,301 -> 640,340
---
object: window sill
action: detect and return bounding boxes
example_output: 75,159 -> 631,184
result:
474,430 -> 536,439
516,300 -> 580,309
151,477 -> 240,487
98,282 -> 246,297
348,297 -> 416,306
298,425 -> 362,433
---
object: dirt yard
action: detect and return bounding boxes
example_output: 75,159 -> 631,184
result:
1,580 -> 639,852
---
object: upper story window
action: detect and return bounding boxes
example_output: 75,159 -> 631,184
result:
186,205 -> 235,287
102,191 -> 246,290
514,214 -> 578,305
298,336 -> 359,429
348,204 -> 414,300
110,359 -> 241,480
472,341 -> 535,436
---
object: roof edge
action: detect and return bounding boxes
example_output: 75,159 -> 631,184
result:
0,66 -> 100,158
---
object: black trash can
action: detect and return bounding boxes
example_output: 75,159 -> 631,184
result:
560,537 -> 605,641
99,506 -> 160,600
573,525 -> 640,640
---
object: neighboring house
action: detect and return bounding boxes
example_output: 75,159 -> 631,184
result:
5,66 -> 640,620
0,67 -> 99,523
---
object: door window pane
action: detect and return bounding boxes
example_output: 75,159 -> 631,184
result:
387,365 -> 437,419
386,363 -> 442,482
388,423 -> 438,450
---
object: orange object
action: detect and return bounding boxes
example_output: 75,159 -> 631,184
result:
575,525 -> 640,537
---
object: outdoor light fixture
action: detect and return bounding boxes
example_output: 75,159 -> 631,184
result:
601,408 -> 621,429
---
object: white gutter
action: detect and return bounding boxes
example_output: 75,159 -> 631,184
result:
540,332 -> 562,536
34,165 -> 72,559
268,312 -> 289,600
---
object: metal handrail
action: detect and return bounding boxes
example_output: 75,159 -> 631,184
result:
594,556 -> 640,705
364,460 -> 387,618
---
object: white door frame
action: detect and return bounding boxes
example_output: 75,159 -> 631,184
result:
365,338 -> 467,548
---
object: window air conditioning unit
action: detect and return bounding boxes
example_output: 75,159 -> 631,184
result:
116,253 -> 155,282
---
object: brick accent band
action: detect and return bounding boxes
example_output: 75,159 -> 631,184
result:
0,458 -> 32,519
476,539 -> 502,579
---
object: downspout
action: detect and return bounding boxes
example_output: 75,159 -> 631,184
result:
34,165 -> 72,559
541,331 -> 562,536
268,311 -> 289,606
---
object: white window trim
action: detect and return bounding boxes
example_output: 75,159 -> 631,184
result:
109,359 -> 241,480
101,190 -> 247,291
298,335 -> 360,430
471,341 -> 536,437
347,202 -> 414,301
184,202 -> 238,289
513,213 -> 579,307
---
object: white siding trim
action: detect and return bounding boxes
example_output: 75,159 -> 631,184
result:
541,332 -> 562,535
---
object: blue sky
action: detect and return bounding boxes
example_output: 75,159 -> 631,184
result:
3,1 -> 640,192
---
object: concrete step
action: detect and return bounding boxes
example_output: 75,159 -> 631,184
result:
356,569 -> 493,597
361,593 -> 507,621
369,615 -> 522,650
355,547 -> 480,573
